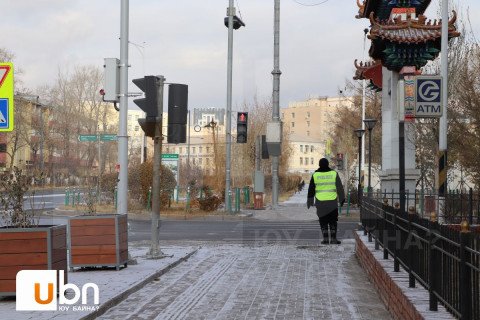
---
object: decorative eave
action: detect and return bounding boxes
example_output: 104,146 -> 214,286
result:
353,59 -> 383,89
368,10 -> 460,44
355,0 -> 431,21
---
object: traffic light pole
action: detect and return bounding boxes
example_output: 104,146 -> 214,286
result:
149,76 -> 166,258
225,0 -> 234,211
117,0 -> 129,216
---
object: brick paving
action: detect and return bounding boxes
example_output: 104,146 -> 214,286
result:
98,241 -> 391,320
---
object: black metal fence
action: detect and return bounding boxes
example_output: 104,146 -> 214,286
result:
361,196 -> 480,320
370,188 -> 480,224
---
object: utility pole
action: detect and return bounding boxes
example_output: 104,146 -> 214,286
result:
271,0 -> 281,208
149,76 -> 166,258
117,0 -> 129,216
225,0 -> 234,211
439,0 -> 448,196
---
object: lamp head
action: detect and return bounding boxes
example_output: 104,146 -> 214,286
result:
354,129 -> 365,138
363,119 -> 378,130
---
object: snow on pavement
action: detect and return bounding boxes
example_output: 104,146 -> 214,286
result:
98,242 -> 391,320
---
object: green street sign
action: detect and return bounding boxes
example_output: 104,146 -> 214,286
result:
162,154 -> 179,159
101,134 -> 117,141
78,134 -> 98,142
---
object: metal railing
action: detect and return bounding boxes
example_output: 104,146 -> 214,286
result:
361,195 -> 480,320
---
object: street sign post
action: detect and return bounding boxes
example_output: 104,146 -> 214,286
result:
415,76 -> 443,118
0,63 -> 14,131
78,134 -> 98,142
101,134 -> 117,141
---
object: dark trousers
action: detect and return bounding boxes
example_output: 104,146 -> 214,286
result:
318,208 -> 339,234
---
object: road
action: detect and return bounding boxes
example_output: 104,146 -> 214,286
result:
129,220 -> 360,243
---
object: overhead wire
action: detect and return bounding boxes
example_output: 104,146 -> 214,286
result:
292,0 -> 329,6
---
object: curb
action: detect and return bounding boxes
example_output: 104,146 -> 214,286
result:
79,249 -> 199,320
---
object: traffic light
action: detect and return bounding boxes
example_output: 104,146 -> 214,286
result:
237,112 -> 248,143
132,76 -> 160,137
261,135 -> 269,159
167,84 -> 188,144
337,153 -> 344,170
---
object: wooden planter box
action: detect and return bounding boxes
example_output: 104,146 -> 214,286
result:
0,225 -> 68,296
68,214 -> 128,271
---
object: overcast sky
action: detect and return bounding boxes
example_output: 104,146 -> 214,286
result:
2,0 -> 479,111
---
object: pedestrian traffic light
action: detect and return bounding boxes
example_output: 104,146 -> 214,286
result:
132,76 -> 160,137
337,153 -> 344,170
167,84 -> 188,144
237,112 -> 248,143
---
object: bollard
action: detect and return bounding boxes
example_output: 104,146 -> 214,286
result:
176,185 -> 179,203
228,189 -> 232,215
147,186 -> 152,212
72,187 -> 76,208
186,186 -> 190,213
346,189 -> 351,216
65,186 -> 69,206
114,185 -> 118,210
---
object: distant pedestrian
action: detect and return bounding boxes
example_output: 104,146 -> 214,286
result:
307,158 -> 345,244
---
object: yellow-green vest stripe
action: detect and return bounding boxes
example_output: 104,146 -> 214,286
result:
313,171 -> 337,201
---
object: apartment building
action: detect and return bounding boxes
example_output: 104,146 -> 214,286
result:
281,95 -> 353,173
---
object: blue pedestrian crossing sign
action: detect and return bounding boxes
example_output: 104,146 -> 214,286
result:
415,75 -> 443,118
0,63 -> 13,131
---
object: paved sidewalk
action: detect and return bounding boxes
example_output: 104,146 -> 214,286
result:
0,245 -> 198,320
98,242 -> 391,320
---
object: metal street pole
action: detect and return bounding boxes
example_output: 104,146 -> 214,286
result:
117,0 -> 129,215
439,0 -> 448,196
225,0 -> 234,211
149,76 -> 166,258
271,0 -> 281,208
38,97 -> 44,177
187,110 -> 191,174
368,128 -> 372,196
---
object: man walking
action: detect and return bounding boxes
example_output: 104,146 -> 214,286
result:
307,158 -> 345,244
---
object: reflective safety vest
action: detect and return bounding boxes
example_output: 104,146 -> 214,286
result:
313,171 -> 337,201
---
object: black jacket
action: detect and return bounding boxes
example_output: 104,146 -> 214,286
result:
307,167 -> 345,217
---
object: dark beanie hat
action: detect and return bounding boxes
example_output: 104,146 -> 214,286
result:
319,158 -> 329,168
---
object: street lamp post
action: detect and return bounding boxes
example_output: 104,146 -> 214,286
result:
363,119 -> 377,197
354,129 -> 365,207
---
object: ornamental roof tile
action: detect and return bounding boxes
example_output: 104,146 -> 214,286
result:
353,60 -> 383,89
368,11 -> 460,44
356,0 -> 431,21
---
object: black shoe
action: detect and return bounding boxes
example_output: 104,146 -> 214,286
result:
321,239 -> 329,245
330,238 -> 341,244
321,228 -> 329,245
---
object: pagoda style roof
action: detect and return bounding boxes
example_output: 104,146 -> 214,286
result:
368,11 -> 460,44
356,0 -> 431,21
367,10 -> 460,71
353,59 -> 383,90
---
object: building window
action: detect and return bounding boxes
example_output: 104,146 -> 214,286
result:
199,146 -> 203,154
311,145 -> 314,152
199,158 -> 203,165
307,131 -> 310,136
305,145 -> 308,153
135,126 -> 139,132
323,121 -> 327,127
128,115 -> 132,121
128,125 -> 132,131
206,158 -> 210,165
300,157 -> 303,165
192,147 -> 196,154
281,113 -> 284,119
307,112 -> 310,118
324,111 -> 327,117
206,147 -> 210,153
300,145 -> 303,152
307,121 -> 310,127
291,112 -> 295,118
0,144 -> 6,153
291,122 -> 295,128
311,157 -> 314,165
